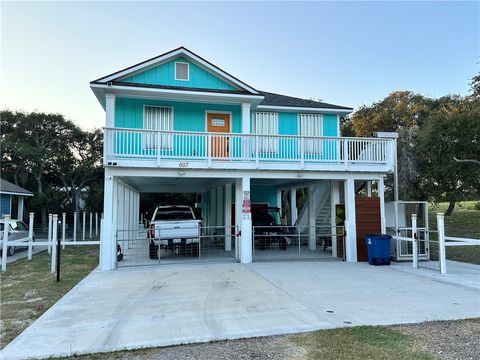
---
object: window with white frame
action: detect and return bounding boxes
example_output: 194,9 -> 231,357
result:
175,62 -> 189,81
252,112 -> 278,153
299,114 -> 323,154
143,106 -> 173,149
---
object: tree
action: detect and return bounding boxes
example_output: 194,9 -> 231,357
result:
416,99 -> 480,215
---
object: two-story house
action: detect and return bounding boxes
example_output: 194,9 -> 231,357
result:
91,47 -> 396,270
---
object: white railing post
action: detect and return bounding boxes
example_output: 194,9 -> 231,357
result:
156,131 -> 161,166
82,211 -> 86,241
343,138 -> 348,168
300,137 -> 305,168
48,213 -> 52,254
255,135 -> 259,167
207,133 -> 212,167
2,214 -> 10,272
73,211 -> 77,242
437,213 -> 447,274
95,212 -> 98,236
62,213 -> 66,249
51,214 -> 58,273
28,212 -> 34,260
411,214 -> 418,269
89,212 -> 93,239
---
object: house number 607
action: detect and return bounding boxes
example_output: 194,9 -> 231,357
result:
179,162 -> 189,168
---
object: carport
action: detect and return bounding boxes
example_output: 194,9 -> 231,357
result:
101,167 -> 387,270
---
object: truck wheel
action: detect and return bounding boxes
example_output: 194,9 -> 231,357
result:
149,241 -> 158,259
7,246 -> 15,256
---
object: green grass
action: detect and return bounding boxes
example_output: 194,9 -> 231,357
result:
428,201 -> 480,265
292,326 -> 433,360
0,246 -> 99,349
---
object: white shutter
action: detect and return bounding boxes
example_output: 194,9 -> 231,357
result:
143,106 -> 173,149
175,62 -> 189,80
299,114 -> 323,154
253,112 -> 278,153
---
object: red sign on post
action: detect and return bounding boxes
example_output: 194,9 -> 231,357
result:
242,191 -> 251,213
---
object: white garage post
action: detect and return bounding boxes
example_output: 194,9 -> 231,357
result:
378,177 -> 386,234
28,212 -> 34,260
51,214 -> 58,274
437,213 -> 447,274
82,212 -> 86,241
47,214 -> 52,254
411,214 -> 418,269
225,183 -> 232,252
2,215 -> 10,272
235,179 -> 243,260
290,188 -> 297,225
100,172 -> 116,271
62,213 -> 66,249
308,185 -> 316,250
344,178 -> 357,262
73,212 -> 77,242
330,181 -> 340,257
240,177 -> 252,263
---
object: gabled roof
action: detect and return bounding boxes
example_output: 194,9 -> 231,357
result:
0,179 -> 33,197
259,91 -> 353,111
92,46 -> 260,95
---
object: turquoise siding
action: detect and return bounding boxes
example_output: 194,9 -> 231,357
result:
122,57 -> 237,91
323,114 -> 338,136
251,186 -> 278,207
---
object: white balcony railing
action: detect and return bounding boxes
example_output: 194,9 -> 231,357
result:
104,127 -> 394,170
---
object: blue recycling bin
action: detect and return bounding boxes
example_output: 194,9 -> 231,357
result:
364,234 -> 392,265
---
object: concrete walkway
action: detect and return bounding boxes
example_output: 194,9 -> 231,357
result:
1,261 -> 479,359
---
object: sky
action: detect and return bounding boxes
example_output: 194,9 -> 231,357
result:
1,1 -> 479,130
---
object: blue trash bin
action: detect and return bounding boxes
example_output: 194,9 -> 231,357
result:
364,234 -> 392,265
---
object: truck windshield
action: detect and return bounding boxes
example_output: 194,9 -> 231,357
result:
155,209 -> 194,221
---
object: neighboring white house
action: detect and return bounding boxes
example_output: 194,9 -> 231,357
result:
91,47 -> 396,270
0,179 -> 33,221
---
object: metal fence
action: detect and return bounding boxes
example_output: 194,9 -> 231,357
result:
116,225 -> 238,267
252,225 -> 344,261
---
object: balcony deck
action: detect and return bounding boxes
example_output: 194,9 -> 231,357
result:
104,128 -> 395,173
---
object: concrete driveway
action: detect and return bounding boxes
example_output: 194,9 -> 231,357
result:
2,260 -> 479,359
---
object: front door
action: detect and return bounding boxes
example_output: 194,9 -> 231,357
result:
207,113 -> 230,158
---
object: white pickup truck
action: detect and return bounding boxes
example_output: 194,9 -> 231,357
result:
148,205 -> 201,259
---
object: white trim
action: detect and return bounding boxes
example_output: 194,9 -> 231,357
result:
336,114 -> 341,137
256,105 -> 352,114
91,83 -> 264,106
0,191 -> 33,197
204,110 -> 233,133
95,48 -> 259,94
174,61 -> 190,81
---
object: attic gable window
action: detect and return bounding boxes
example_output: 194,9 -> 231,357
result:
175,62 -> 189,81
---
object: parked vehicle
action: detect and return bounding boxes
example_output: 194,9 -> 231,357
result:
0,219 -> 34,256
148,206 -> 202,259
252,206 -> 291,251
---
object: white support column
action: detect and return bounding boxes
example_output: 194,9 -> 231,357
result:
330,181 -> 340,257
240,177 -> 252,263
235,179 -> 242,260
378,177 -> 386,234
290,188 -> 297,225
105,94 -> 115,128
241,103 -> 251,158
211,189 -> 217,228
17,196 -> 24,221
89,212 -> 93,239
2,215 -> 10,272
366,181 -> 372,197
344,178 -> 357,262
276,190 -> 282,217
437,213 -> 447,274
28,212 -> 34,260
100,172 -> 116,271
308,185 -> 316,250
95,212 -> 98,236
216,186 -> 223,228
225,183 -> 232,252
47,214 -> 52,254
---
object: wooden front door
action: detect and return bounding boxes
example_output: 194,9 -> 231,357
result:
207,113 -> 230,158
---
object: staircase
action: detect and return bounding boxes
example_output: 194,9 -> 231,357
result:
294,182 -> 331,232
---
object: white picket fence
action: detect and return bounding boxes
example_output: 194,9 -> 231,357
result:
1,212 -> 102,272
392,213 -> 480,274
